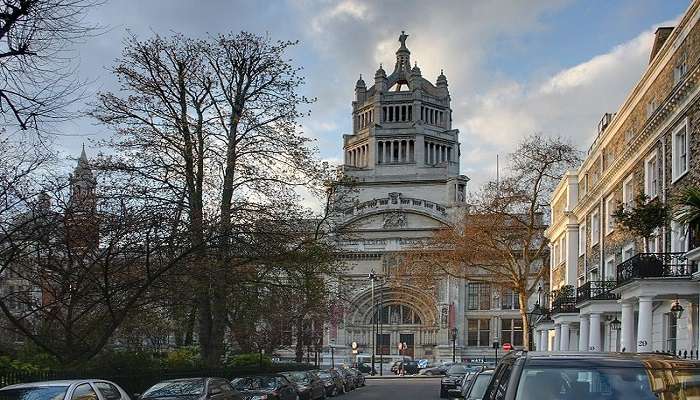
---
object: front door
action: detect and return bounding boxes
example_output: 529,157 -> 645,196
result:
400,333 -> 414,358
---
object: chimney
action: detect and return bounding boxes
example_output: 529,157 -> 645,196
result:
649,27 -> 674,63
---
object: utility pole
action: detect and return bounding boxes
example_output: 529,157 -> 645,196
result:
369,270 -> 377,375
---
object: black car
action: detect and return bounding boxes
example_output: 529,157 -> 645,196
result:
334,368 -> 355,392
483,351 -> 700,400
141,378 -> 243,400
448,369 -> 493,400
316,369 -> 344,397
231,374 -> 298,400
355,362 -> 374,374
440,364 -> 482,398
280,371 -> 325,400
348,369 -> 365,387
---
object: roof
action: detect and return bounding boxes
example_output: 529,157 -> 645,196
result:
511,351 -> 700,369
1,380 -> 92,389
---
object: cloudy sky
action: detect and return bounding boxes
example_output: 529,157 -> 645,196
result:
59,0 -> 689,191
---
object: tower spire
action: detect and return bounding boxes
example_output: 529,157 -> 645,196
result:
395,31 -> 411,72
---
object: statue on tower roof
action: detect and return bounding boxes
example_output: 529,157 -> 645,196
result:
399,31 -> 409,48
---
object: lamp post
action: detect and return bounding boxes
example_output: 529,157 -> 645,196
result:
671,299 -> 684,319
451,327 -> 458,363
525,288 -> 544,351
368,270 -> 378,375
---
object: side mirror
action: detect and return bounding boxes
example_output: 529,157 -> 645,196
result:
447,389 -> 464,398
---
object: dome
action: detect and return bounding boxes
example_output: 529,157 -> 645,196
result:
411,62 -> 421,76
375,63 -> 386,78
436,69 -> 448,86
355,74 -> 366,88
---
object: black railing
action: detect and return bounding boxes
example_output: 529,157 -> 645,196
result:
576,280 -> 619,303
616,252 -> 695,287
550,286 -> 578,314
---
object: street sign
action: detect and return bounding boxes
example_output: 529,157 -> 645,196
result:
502,343 -> 513,351
351,341 -> 358,350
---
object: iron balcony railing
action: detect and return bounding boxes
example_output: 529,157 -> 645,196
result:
616,252 -> 695,287
576,280 -> 619,304
550,286 -> 578,314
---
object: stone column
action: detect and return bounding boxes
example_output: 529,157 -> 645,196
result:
621,302 -> 634,352
554,324 -> 561,351
637,296 -> 653,352
540,330 -> 548,351
560,323 -> 570,351
589,313 -> 601,352
579,314 -> 590,351
415,136 -> 424,167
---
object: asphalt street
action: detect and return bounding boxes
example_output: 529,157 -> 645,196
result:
343,378 -> 441,400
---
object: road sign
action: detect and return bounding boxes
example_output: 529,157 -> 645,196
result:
351,341 -> 358,350
502,343 -> 513,351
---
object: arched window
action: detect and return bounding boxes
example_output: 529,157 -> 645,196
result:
371,304 -> 422,325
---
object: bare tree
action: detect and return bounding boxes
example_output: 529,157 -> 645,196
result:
0,0 -> 101,132
404,135 -> 581,349
92,31 -> 323,366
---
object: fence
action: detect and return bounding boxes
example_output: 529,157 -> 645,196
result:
0,363 -> 314,394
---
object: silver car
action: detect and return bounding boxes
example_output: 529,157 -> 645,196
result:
0,379 -> 131,400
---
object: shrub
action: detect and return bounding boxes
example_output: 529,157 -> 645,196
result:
162,347 -> 202,369
227,353 -> 271,368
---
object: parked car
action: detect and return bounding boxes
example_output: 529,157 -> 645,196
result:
347,369 -> 364,387
140,378 -> 242,400
0,380 -> 131,400
334,368 -> 355,392
230,374 -> 297,400
418,366 -> 447,376
440,364 -> 482,398
280,371 -> 325,400
483,351 -> 700,400
315,370 -> 344,397
354,362 -> 373,374
447,369 -> 493,400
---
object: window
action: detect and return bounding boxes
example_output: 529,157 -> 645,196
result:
645,151 -> 659,198
622,244 -> 635,261
553,241 -> 560,265
591,210 -> 600,246
467,318 -> 491,347
467,283 -> 491,310
667,312 -> 678,354
622,174 -> 634,209
94,383 -> 122,400
486,362 -> 514,400
579,223 -> 586,256
501,319 -> 523,347
674,52 -> 688,85
559,237 -> 566,264
672,119 -> 689,181
376,333 -> 390,355
71,384 -> 98,400
588,265 -> 599,282
501,289 -> 520,310
605,256 -> 616,280
605,195 -> 615,235
671,220 -> 688,252
649,229 -> 661,253
646,98 -> 658,118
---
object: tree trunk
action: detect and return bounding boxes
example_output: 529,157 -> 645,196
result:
518,291 -> 531,350
295,320 -> 304,362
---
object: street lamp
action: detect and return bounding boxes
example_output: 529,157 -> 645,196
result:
671,299 -> 684,320
368,270 -> 379,375
525,287 -> 545,351
609,316 -> 621,331
450,327 -> 458,363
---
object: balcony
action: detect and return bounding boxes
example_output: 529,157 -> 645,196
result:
550,286 -> 578,314
576,281 -> 619,304
616,252 -> 695,287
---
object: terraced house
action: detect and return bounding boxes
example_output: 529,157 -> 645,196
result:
535,0 -> 700,356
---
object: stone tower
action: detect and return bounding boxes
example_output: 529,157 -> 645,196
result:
330,32 -> 469,364
67,145 -> 98,250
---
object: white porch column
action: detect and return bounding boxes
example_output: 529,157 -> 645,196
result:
540,330 -> 548,351
621,302 -> 635,352
560,323 -> 570,351
589,313 -> 601,352
579,314 -> 590,351
637,296 -> 653,352
554,324 -> 561,351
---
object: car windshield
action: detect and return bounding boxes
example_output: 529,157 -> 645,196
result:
232,377 -> 280,391
447,365 -> 468,374
143,380 -> 204,397
0,386 -> 69,400
468,373 -> 493,399
284,372 -> 308,383
515,366 -> 700,400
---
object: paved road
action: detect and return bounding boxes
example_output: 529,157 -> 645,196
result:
343,378 -> 440,400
